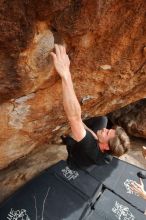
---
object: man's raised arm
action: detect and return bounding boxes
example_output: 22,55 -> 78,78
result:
50,44 -> 86,141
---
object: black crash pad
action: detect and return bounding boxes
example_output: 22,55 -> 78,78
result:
85,157 -> 146,212
48,160 -> 102,204
87,189 -> 146,220
86,212 -> 106,220
0,172 -> 89,220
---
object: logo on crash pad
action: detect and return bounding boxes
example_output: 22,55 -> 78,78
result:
7,208 -> 30,220
112,201 -> 135,220
61,166 -> 79,180
124,179 -> 138,195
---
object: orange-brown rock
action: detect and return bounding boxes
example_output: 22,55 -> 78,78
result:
0,0 -> 146,171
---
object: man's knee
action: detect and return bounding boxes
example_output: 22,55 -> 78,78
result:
83,116 -> 108,131
92,116 -> 108,129
100,116 -> 108,127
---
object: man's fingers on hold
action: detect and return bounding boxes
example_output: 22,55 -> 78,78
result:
60,45 -> 65,56
50,52 -> 56,61
55,44 -> 61,58
63,45 -> 66,53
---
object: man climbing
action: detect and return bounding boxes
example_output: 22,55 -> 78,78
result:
50,44 -> 130,168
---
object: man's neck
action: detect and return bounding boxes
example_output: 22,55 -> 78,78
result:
99,142 -> 105,152
98,141 -> 109,152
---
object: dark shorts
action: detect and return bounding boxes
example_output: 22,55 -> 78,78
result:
83,116 -> 108,132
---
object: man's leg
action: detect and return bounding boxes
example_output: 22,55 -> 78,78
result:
83,116 -> 108,133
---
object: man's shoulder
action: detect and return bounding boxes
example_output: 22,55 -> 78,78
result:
74,130 -> 99,157
75,130 -> 97,145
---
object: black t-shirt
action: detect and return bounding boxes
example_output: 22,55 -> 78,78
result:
65,116 -> 113,169
67,130 -> 110,169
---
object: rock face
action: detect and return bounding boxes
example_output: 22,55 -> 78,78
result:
0,0 -> 146,171
109,99 -> 146,138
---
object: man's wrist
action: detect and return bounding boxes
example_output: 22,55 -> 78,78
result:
62,71 -> 71,81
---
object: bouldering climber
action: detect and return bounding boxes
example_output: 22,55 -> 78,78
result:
50,44 -> 130,168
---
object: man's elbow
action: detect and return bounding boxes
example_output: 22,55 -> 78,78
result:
68,115 -> 82,123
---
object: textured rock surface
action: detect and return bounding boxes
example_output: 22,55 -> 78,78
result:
109,99 -> 146,138
0,0 -> 146,180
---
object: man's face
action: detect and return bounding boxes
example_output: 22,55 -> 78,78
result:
97,128 -> 116,144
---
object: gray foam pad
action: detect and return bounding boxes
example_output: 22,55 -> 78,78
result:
93,189 -> 146,220
48,160 -> 102,204
0,172 -> 89,220
85,157 -> 146,212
